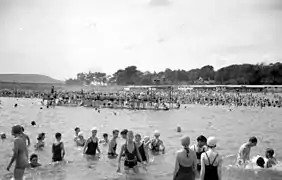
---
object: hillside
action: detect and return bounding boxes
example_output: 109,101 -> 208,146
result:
0,74 -> 63,84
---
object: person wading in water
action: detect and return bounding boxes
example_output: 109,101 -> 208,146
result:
6,125 -> 29,180
190,135 -> 207,176
173,135 -> 197,180
236,136 -> 257,167
200,137 -> 222,180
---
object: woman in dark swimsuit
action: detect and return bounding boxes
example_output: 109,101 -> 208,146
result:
173,135 -> 197,180
83,127 -> 101,156
117,130 -> 145,173
135,133 -> 149,163
52,133 -> 65,162
200,137 -> 222,180
190,135 -> 207,174
108,130 -> 119,158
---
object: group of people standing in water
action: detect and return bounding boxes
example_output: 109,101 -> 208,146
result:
4,122 -> 278,180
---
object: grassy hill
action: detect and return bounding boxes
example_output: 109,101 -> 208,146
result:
0,74 -> 63,84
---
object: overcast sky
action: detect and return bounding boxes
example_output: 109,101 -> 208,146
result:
0,0 -> 282,80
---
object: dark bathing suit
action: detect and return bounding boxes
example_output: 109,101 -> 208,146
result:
137,143 -> 147,162
124,143 -> 138,168
52,142 -> 63,162
151,139 -> 162,152
85,137 -> 98,156
194,145 -> 205,171
204,152 -> 219,180
174,149 -> 195,180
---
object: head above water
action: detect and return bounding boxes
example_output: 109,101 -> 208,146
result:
120,129 -> 128,139
256,157 -> 265,168
12,125 -> 23,136
265,148 -> 275,158
154,130 -> 160,138
248,136 -> 257,147
181,135 -> 190,148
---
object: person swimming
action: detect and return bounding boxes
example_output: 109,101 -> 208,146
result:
190,135 -> 207,173
173,135 -> 197,180
52,132 -> 65,162
6,125 -> 29,180
74,127 -> 80,142
28,154 -> 41,168
117,130 -> 145,173
149,130 -> 165,153
236,136 -> 257,167
34,133 -> 45,150
84,127 -> 101,156
108,130 -> 119,157
135,133 -> 149,163
265,148 -> 277,168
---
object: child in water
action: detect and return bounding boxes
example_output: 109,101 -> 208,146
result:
29,154 -> 41,168
35,133 -> 45,150
265,148 -> 277,168
75,132 -> 85,147
52,133 -> 65,162
256,157 -> 265,168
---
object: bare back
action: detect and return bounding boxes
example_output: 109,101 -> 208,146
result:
14,136 -> 28,169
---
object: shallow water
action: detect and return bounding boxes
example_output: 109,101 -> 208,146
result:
0,97 -> 282,180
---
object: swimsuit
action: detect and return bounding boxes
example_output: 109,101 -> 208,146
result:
52,142 -> 63,162
204,152 -> 219,180
85,137 -> 98,156
193,145 -> 205,171
137,143 -> 147,162
124,143 -> 138,168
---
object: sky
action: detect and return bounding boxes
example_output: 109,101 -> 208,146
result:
0,0 -> 282,80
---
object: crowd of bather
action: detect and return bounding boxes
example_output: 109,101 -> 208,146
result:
1,122 -> 278,180
1,87 -> 282,109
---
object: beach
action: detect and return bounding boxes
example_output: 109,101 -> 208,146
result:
0,97 -> 282,180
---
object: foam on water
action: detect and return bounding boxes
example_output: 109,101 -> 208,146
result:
1,98 -> 282,180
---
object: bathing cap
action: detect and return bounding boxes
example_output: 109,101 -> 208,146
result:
207,137 -> 217,147
154,130 -> 160,136
91,127 -> 97,131
181,135 -> 190,147
78,132 -> 83,136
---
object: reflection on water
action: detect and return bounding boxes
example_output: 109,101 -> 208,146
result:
0,98 -> 282,180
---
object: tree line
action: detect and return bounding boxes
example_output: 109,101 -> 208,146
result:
65,62 -> 282,86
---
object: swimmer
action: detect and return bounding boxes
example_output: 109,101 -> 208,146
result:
190,135 -> 207,174
83,127 -> 101,156
75,132 -> 85,147
236,136 -> 257,167
21,126 -> 31,147
99,133 -> 109,145
173,135 -> 197,180
265,148 -> 277,168
28,154 -> 41,168
108,130 -> 119,158
6,125 -> 29,180
149,130 -> 165,154
52,133 -> 65,162
34,133 -> 45,150
1,132 -> 6,140
117,130 -> 145,173
135,133 -> 149,163
31,121 -> 36,126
